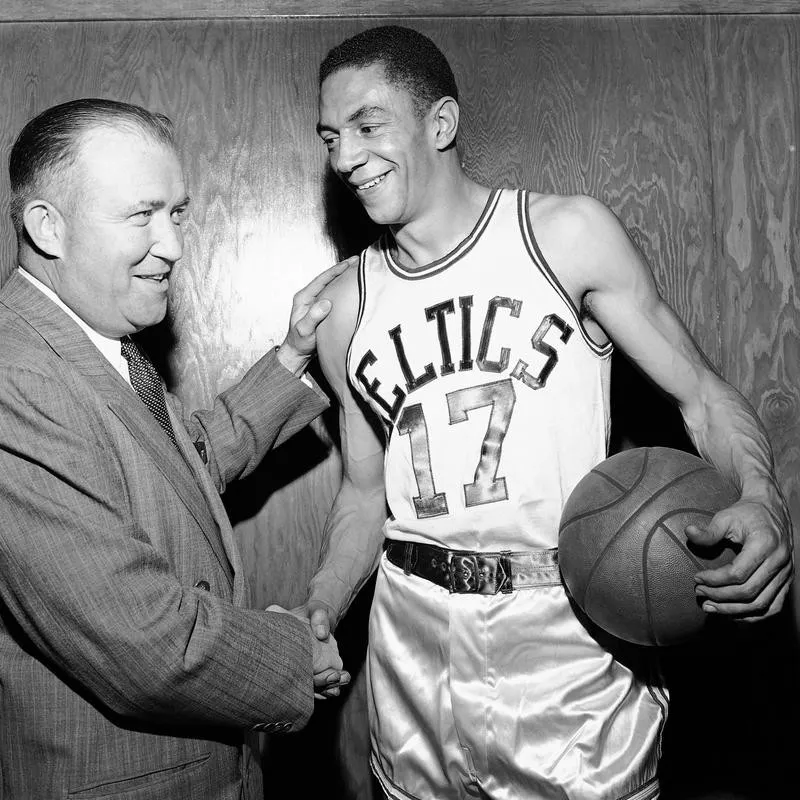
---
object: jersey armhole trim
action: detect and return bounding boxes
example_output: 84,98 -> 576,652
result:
518,190 -> 613,359
344,249 -> 369,384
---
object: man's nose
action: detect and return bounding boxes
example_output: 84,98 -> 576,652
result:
150,213 -> 183,263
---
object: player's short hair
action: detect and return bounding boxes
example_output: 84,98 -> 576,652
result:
9,98 -> 175,235
319,25 -> 458,117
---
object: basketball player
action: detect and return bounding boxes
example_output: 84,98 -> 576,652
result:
302,25 -> 792,800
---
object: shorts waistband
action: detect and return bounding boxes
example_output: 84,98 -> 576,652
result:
383,540 -> 561,595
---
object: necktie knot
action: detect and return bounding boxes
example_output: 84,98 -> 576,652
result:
121,337 -> 178,448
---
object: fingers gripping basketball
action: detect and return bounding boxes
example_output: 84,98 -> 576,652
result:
558,447 -> 739,646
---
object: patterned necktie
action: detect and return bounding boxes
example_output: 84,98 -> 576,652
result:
121,337 -> 178,448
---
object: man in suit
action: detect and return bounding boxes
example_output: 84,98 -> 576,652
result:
0,98 -> 348,798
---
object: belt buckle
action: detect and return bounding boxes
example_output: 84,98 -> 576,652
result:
448,553 -> 480,593
448,552 -> 513,594
448,553 -> 513,594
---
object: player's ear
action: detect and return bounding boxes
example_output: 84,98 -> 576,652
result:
431,96 -> 459,151
23,198 -> 67,259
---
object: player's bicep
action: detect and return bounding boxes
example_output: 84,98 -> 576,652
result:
583,210 -> 715,412
315,257 -> 385,490
599,291 -> 711,400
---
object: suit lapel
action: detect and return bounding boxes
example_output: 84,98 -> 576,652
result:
0,273 -> 235,587
106,398 -> 234,588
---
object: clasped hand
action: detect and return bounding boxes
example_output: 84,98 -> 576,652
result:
266,604 -> 350,700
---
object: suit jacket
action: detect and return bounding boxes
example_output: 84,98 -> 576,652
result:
0,272 -> 329,799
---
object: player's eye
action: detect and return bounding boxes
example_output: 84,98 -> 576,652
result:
322,136 -> 338,150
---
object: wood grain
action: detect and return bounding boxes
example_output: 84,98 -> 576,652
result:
709,15 -> 800,605
2,0 -> 800,22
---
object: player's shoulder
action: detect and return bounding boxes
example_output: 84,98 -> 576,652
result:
526,191 -> 619,241
316,253 -> 363,383
521,192 -> 636,302
319,254 -> 360,304
526,192 -> 630,279
318,253 -> 361,330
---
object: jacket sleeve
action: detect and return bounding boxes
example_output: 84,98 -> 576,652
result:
174,347 -> 330,493
0,364 -> 314,731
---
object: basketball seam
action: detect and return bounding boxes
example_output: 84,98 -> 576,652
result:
643,502 -> 719,646
652,508 -> 718,569
560,451 -> 651,530
582,462 -> 712,610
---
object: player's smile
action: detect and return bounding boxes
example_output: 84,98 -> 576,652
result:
354,172 -> 389,193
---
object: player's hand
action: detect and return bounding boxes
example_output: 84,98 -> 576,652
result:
276,256 -> 358,376
267,604 -> 350,699
688,493 -> 793,621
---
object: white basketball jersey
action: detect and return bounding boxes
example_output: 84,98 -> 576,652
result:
352,189 -> 665,800
347,188 -> 612,551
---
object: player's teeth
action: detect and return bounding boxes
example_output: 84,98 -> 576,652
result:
360,174 -> 385,190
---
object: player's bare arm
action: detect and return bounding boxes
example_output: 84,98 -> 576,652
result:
299,261 -> 389,639
532,193 -> 792,620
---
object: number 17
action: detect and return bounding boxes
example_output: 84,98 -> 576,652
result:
396,378 -> 517,519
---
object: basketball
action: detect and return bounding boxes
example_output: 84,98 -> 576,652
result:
558,447 -> 739,646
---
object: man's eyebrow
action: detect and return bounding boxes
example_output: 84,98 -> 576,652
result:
125,199 -> 165,214
317,105 -> 386,134
125,196 -> 190,214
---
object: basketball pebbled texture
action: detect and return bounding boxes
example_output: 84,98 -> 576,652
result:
558,447 -> 739,646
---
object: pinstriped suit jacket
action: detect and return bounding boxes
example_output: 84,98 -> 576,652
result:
0,272 -> 329,799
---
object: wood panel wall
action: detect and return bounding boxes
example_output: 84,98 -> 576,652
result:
0,14 -> 796,800
4,1 -> 800,22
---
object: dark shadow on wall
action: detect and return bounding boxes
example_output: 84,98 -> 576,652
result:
323,168 -> 384,262
608,349 -> 694,455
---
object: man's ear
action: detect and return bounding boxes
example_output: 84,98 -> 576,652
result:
431,96 -> 460,151
22,199 -> 66,259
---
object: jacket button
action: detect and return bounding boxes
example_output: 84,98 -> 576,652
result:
253,722 -> 278,733
194,580 -> 211,591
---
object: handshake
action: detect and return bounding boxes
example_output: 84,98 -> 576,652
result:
267,603 -> 350,700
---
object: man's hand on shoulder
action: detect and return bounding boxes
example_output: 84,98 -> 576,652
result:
276,255 -> 359,376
